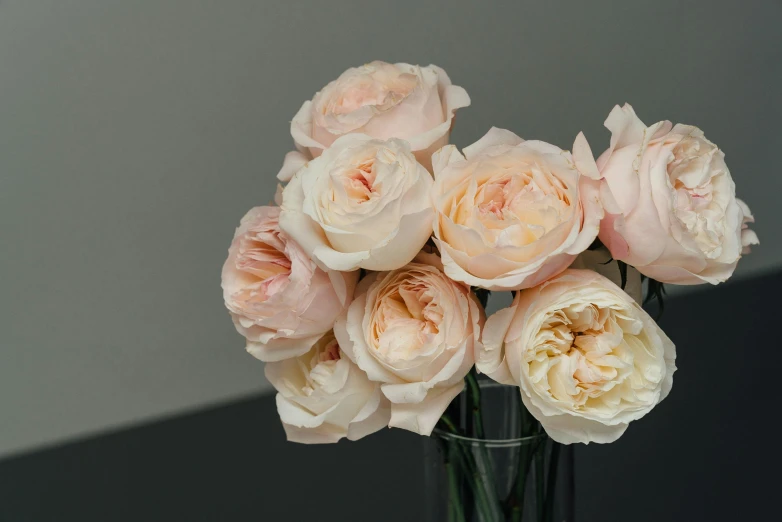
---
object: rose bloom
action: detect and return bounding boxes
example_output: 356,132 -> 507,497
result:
265,330 -> 390,444
277,60 -> 470,180
334,252 -> 481,436
597,104 -> 758,285
221,206 -> 357,362
280,134 -> 434,272
430,127 -> 604,291
478,270 -> 676,444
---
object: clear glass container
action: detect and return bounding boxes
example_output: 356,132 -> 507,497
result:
423,381 -> 574,522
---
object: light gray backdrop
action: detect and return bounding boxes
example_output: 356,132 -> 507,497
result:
1,0 -> 779,457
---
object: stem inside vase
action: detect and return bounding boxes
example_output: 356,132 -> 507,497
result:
425,381 -> 575,522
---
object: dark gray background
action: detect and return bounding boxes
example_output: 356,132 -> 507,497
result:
1,0 -> 779,461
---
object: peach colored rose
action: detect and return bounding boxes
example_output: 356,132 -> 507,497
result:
597,104 -> 758,285
334,252 -> 481,436
265,330 -> 390,444
280,134 -> 433,272
221,206 -> 357,362
478,270 -> 676,444
430,127 -> 604,291
277,61 -> 470,180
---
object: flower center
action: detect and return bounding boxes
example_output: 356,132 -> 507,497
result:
232,228 -> 291,305
298,337 -> 341,397
453,166 -> 573,248
341,158 -> 376,203
325,65 -> 418,117
667,136 -> 728,258
373,280 -> 441,363
236,235 -> 291,279
319,340 -> 341,363
529,301 -> 643,411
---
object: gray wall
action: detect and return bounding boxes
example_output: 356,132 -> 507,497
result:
1,0 -> 779,457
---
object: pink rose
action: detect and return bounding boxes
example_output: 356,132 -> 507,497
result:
265,331 -> 390,444
430,127 -> 604,291
221,206 -> 357,362
334,252 -> 481,436
597,104 -> 759,284
277,61 -> 470,180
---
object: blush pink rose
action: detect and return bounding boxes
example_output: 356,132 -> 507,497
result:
277,60 -> 470,180
221,206 -> 357,362
430,127 -> 604,291
265,330 -> 390,444
333,252 -> 481,436
597,104 -> 758,285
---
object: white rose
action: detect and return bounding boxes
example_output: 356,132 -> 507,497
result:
278,61 -> 470,180
265,331 -> 390,444
334,252 -> 481,436
430,127 -> 604,291
280,134 -> 434,272
478,269 -> 676,444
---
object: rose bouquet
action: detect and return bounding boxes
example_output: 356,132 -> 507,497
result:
221,61 -> 758,521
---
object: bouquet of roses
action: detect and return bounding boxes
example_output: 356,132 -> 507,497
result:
221,61 -> 758,448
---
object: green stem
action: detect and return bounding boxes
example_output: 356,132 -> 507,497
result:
464,371 -> 485,439
543,442 -> 561,522
439,415 -> 495,522
439,413 -> 460,435
506,399 -> 539,516
461,450 -> 495,521
465,371 -> 506,521
535,437 -> 547,521
516,433 -> 546,522
510,443 -> 534,522
463,387 -> 474,439
445,456 -> 466,522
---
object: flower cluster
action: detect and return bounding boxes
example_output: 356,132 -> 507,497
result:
222,61 -> 757,444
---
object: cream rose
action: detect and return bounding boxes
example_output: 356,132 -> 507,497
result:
221,206 -> 357,362
431,127 -> 604,291
597,104 -> 758,285
280,134 -> 434,272
277,60 -> 470,180
265,330 -> 391,444
334,252 -> 481,436
478,270 -> 676,444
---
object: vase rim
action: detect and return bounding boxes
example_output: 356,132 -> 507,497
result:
430,428 -> 548,448
432,380 -> 549,447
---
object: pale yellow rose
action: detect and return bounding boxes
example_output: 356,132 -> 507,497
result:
478,269 -> 676,444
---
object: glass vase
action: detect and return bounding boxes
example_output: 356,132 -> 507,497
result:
423,380 -> 574,522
